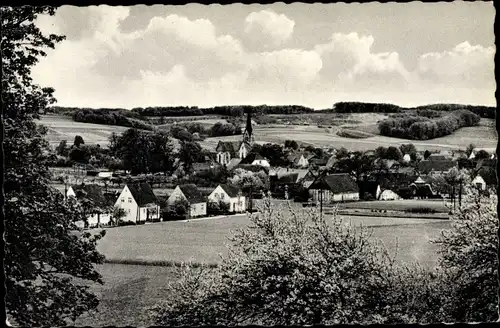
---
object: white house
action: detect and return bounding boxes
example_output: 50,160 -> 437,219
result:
66,185 -> 76,198
167,184 -> 207,217
308,173 -> 360,203
97,171 -> 113,178
208,184 -> 246,213
114,183 -> 160,223
402,153 -> 411,163
471,174 -> 487,190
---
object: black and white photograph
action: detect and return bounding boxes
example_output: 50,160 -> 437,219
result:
2,2 -> 498,326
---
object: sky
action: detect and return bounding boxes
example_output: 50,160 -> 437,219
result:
32,2 -> 496,110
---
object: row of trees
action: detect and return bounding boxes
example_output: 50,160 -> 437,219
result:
378,110 -> 480,140
328,102 -> 496,119
131,105 -> 315,117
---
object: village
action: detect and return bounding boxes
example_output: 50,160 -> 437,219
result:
49,110 -> 497,229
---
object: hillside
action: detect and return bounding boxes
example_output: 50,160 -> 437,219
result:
39,114 -> 497,152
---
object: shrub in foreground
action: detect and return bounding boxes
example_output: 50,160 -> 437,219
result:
149,198 -> 417,325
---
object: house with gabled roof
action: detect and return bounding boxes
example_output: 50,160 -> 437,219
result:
68,183 -> 114,228
215,141 -> 242,165
167,184 -> 207,217
287,152 -> 309,168
308,173 -> 360,203
208,184 -> 246,213
115,182 -> 160,223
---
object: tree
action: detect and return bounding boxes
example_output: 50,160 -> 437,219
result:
178,140 -> 203,173
399,143 -> 417,158
423,150 -> 431,160
475,149 -> 490,160
110,129 -> 174,175
259,143 -> 287,167
112,206 -> 127,225
74,135 -> 85,147
56,139 -> 70,157
3,6 -> 105,326
284,139 -> 299,150
432,190 -> 498,322
336,147 -> 349,159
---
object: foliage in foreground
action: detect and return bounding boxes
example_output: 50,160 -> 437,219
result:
150,190 -> 498,325
3,6 -> 106,326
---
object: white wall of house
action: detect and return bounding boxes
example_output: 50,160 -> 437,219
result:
472,175 -> 486,190
66,186 -> 76,198
311,190 -> 359,203
167,186 -> 186,205
239,144 -> 248,159
114,185 -> 139,222
252,159 -> 270,167
403,154 -> 411,162
190,202 -> 207,217
208,185 -> 246,213
216,152 -> 231,165
297,156 -> 309,167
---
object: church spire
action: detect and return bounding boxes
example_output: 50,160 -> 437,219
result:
243,109 -> 254,146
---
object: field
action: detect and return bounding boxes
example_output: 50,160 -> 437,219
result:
74,210 -> 450,326
94,209 -> 449,268
39,114 -> 496,152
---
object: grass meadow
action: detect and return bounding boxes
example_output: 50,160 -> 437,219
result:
76,210 -> 450,326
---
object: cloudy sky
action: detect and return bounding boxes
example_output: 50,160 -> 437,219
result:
33,2 -> 495,109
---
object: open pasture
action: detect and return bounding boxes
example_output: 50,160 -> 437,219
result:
93,210 -> 449,269
39,115 -> 130,147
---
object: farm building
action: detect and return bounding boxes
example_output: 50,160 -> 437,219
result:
402,153 -> 411,162
115,183 -> 160,223
67,184 -> 114,228
472,167 -> 497,190
471,175 -> 487,190
207,184 -> 246,213
308,173 -> 360,203
240,153 -> 270,167
167,184 -> 207,217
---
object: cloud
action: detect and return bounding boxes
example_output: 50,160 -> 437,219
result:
90,13 -> 247,82
314,32 -> 411,91
417,41 -> 495,89
244,9 -> 295,47
31,6 -> 495,110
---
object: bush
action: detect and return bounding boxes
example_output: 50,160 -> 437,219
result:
150,197 -> 412,325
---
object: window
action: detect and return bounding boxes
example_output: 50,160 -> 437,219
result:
128,197 -> 132,203
121,198 -> 124,202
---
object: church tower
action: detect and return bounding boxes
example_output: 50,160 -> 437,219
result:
242,109 -> 255,146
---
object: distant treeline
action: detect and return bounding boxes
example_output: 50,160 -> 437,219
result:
378,109 -> 480,140
131,105 -> 315,117
72,108 -> 153,131
327,102 -> 496,119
